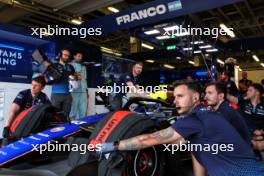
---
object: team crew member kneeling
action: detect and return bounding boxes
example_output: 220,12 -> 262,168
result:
96,81 -> 264,176
205,82 -> 250,143
191,82 -> 252,175
2,74 -> 51,138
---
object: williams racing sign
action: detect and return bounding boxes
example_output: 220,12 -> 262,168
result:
0,43 -> 32,83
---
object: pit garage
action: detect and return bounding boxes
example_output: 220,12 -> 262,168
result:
0,0 -> 264,176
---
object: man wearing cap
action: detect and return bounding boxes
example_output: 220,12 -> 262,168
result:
2,73 -> 51,139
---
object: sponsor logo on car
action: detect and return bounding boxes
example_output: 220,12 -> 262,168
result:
0,151 -> 7,156
29,136 -> 41,141
7,144 -> 19,150
71,120 -> 87,125
18,139 -> 30,145
50,127 -> 65,133
37,133 -> 50,138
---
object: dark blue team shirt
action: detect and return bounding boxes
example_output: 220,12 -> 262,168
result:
13,89 -> 51,112
51,63 -> 75,94
119,72 -> 138,85
239,99 -> 264,133
118,72 -> 138,96
172,105 -> 264,176
217,101 -> 250,143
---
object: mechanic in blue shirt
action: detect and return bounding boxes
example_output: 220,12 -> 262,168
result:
205,82 -> 250,143
2,73 -> 51,138
238,83 -> 264,135
189,81 -> 252,175
111,62 -> 149,110
45,49 -> 76,117
97,80 -> 264,176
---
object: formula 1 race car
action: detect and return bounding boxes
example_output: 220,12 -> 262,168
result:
0,97 -> 192,176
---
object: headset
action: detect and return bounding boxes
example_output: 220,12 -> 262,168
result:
56,48 -> 71,61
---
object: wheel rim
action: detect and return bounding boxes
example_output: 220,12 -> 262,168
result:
133,146 -> 158,176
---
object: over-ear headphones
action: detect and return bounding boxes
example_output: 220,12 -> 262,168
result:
56,48 -> 71,61
57,49 -> 64,59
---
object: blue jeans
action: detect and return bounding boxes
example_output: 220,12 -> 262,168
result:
70,92 -> 87,119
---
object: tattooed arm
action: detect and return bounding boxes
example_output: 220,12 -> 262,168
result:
118,127 -> 182,151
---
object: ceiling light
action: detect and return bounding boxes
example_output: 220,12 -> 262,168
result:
193,50 -> 201,54
260,63 -> 264,67
144,29 -> 160,35
156,35 -> 176,40
190,41 -> 204,44
217,59 -> 224,65
163,25 -> 179,31
107,6 -> 119,13
199,45 -> 212,49
114,53 -> 122,56
146,60 -> 155,63
101,46 -> 112,51
252,55 -> 260,62
156,35 -> 170,40
188,60 -> 195,65
100,47 -> 122,56
71,19 -> 83,25
206,48 -> 218,52
163,64 -> 175,69
176,57 -> 181,60
183,47 -> 192,51
94,63 -> 102,67
142,43 -> 154,50
220,23 -> 235,38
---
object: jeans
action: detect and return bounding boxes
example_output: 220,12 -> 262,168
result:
70,92 -> 87,119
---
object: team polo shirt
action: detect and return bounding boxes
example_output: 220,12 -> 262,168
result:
172,105 -> 264,176
118,72 -> 139,96
13,89 -> 51,112
51,63 -> 75,94
239,99 -> 264,132
217,100 -> 250,143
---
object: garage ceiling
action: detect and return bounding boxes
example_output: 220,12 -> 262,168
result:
0,0 -> 263,70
